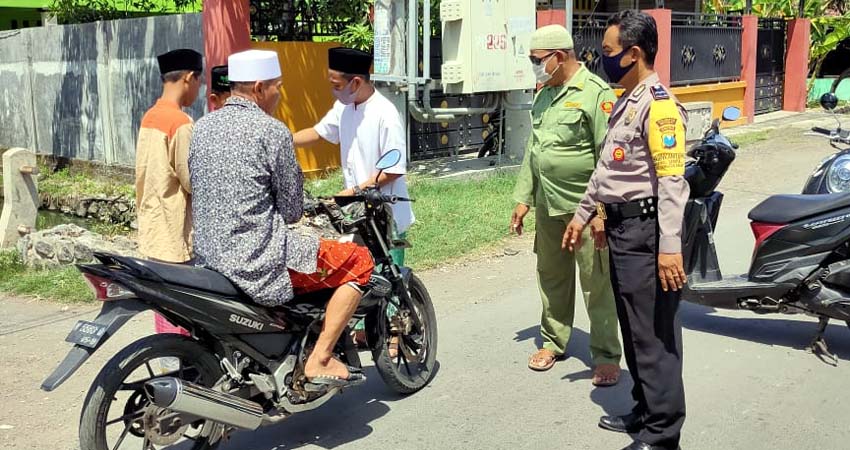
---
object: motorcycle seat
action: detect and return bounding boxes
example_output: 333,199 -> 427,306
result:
113,257 -> 241,297
748,193 -> 850,224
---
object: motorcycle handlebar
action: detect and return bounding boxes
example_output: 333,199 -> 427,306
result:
812,126 -> 833,135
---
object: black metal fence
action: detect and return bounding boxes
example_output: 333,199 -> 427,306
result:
249,0 -> 363,41
755,18 -> 787,114
572,12 -> 615,83
670,13 -> 743,85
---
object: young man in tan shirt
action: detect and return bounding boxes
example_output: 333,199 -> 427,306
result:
135,49 -> 203,334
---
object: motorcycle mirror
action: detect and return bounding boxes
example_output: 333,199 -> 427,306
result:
821,93 -> 839,111
721,106 -> 741,122
376,149 -> 402,171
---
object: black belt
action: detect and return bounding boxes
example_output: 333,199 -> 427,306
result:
598,197 -> 658,222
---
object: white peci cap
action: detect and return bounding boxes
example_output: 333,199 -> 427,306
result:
228,50 -> 282,82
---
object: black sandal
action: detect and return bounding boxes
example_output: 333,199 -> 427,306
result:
305,364 -> 366,391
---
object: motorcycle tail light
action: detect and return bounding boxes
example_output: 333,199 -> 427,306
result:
750,222 -> 784,258
83,273 -> 134,301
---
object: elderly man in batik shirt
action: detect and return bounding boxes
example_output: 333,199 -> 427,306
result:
189,49 -> 374,388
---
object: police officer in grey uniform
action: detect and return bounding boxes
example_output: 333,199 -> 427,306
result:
563,10 -> 688,450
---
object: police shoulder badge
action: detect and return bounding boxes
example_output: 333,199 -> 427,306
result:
600,101 -> 614,114
650,84 -> 670,100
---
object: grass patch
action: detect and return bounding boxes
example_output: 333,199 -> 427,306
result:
39,167 -> 135,199
305,171 -> 534,269
4,169 -> 532,303
306,169 -> 533,269
732,130 -> 771,146
404,170 -> 533,268
0,250 -> 91,303
305,170 -> 346,197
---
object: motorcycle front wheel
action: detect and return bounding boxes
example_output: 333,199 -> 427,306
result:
79,334 -> 224,450
367,273 -> 438,394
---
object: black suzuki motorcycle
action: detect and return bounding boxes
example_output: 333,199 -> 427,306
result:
683,103 -> 850,366
802,68 -> 850,194
41,150 -> 437,450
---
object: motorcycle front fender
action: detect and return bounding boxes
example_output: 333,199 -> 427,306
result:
41,299 -> 149,392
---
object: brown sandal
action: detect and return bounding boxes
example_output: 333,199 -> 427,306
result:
528,348 -> 558,371
592,363 -> 621,387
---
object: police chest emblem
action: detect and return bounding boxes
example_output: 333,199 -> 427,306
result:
613,147 -> 626,161
662,134 -> 677,148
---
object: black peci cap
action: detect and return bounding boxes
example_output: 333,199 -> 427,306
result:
157,49 -> 203,75
211,65 -> 230,93
328,47 -> 373,75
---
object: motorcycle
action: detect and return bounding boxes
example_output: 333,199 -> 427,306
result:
802,68 -> 850,194
682,105 -> 850,366
40,149 -> 438,450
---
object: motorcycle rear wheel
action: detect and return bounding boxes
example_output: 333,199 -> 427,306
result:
367,274 -> 438,394
79,334 -> 224,450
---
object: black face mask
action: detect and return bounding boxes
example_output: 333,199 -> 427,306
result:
602,49 -> 636,83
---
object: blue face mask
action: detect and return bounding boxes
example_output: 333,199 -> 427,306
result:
602,49 -> 636,83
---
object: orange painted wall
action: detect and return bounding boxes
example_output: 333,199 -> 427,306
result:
613,82 -> 747,128
251,41 -> 342,177
672,82 -> 747,127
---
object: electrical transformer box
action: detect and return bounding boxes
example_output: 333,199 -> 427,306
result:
440,0 -> 537,94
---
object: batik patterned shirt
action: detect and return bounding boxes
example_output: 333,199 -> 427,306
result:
189,96 -> 319,305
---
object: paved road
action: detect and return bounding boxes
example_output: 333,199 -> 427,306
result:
2,126 -> 849,450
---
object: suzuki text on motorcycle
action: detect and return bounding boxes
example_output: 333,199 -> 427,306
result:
41,149 -> 438,450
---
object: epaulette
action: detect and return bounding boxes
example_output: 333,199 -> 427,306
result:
650,84 -> 670,100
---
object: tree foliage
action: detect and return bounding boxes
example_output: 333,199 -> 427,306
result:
705,0 -> 850,89
49,0 -> 199,24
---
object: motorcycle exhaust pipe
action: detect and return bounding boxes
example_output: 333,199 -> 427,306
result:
144,377 -> 264,430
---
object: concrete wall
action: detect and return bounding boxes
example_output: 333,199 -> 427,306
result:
0,13 -> 205,167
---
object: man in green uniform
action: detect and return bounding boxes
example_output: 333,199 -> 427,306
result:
511,25 -> 622,386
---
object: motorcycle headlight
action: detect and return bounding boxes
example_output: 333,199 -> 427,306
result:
826,155 -> 850,194
827,155 -> 850,193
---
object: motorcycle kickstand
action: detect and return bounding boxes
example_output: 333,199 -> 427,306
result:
806,316 -> 839,367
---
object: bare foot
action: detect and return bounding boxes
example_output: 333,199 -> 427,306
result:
304,352 -> 351,380
592,363 -> 621,387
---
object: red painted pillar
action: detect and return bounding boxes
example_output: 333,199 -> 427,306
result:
202,0 -> 252,111
646,9 -> 672,86
741,15 -> 758,123
783,18 -> 811,112
536,10 -> 566,28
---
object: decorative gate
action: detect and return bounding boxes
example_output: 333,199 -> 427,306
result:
755,18 -> 787,114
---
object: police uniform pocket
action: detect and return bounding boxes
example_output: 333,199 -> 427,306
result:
607,129 -> 638,165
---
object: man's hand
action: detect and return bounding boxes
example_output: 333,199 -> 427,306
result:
336,187 -> 356,197
589,217 -> 607,250
562,219 -> 585,252
511,204 -> 530,236
658,253 -> 686,292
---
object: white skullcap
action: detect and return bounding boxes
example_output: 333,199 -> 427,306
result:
228,50 -> 282,82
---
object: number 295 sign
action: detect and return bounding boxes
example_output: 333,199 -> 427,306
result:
485,33 -> 507,50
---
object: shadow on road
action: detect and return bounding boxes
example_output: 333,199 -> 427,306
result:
220,361 -> 441,450
680,302 -> 850,361
514,324 -> 635,416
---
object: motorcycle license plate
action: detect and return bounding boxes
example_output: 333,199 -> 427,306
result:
65,320 -> 108,349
